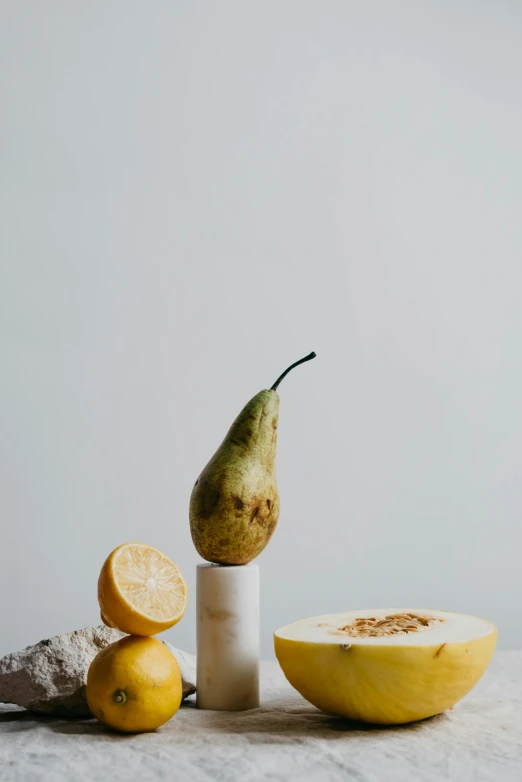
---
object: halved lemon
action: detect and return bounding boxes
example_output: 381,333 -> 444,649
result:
98,543 -> 187,636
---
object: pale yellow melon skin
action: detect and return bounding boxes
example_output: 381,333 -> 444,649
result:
274,628 -> 497,725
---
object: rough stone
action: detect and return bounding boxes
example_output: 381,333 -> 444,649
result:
0,626 -> 196,717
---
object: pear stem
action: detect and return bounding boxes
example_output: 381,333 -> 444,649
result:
270,351 -> 316,391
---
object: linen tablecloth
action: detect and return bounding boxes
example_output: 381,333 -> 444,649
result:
1,652 -> 520,781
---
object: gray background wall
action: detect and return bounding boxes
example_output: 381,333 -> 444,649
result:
1,1 -> 521,658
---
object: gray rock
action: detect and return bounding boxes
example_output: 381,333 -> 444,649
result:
0,626 -> 196,718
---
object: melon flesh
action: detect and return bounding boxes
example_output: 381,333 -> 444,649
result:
274,609 -> 496,725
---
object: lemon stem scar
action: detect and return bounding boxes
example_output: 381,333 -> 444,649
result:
114,690 -> 127,705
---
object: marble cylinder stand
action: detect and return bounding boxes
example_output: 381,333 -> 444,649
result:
196,563 -> 260,711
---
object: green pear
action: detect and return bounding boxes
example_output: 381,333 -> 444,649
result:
190,352 -> 316,565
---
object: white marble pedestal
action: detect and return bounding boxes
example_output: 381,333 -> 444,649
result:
196,563 -> 260,710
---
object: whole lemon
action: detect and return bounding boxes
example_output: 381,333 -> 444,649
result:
86,636 -> 182,733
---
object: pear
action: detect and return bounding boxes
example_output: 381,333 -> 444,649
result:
190,352 -> 316,565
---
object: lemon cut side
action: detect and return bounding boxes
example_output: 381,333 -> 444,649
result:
98,543 -> 187,636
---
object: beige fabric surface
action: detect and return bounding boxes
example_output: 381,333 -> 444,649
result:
0,653 -> 520,781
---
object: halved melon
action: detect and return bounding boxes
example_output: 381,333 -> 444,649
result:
274,609 -> 496,725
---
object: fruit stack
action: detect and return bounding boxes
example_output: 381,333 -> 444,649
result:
87,543 -> 187,733
188,353 -> 316,710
